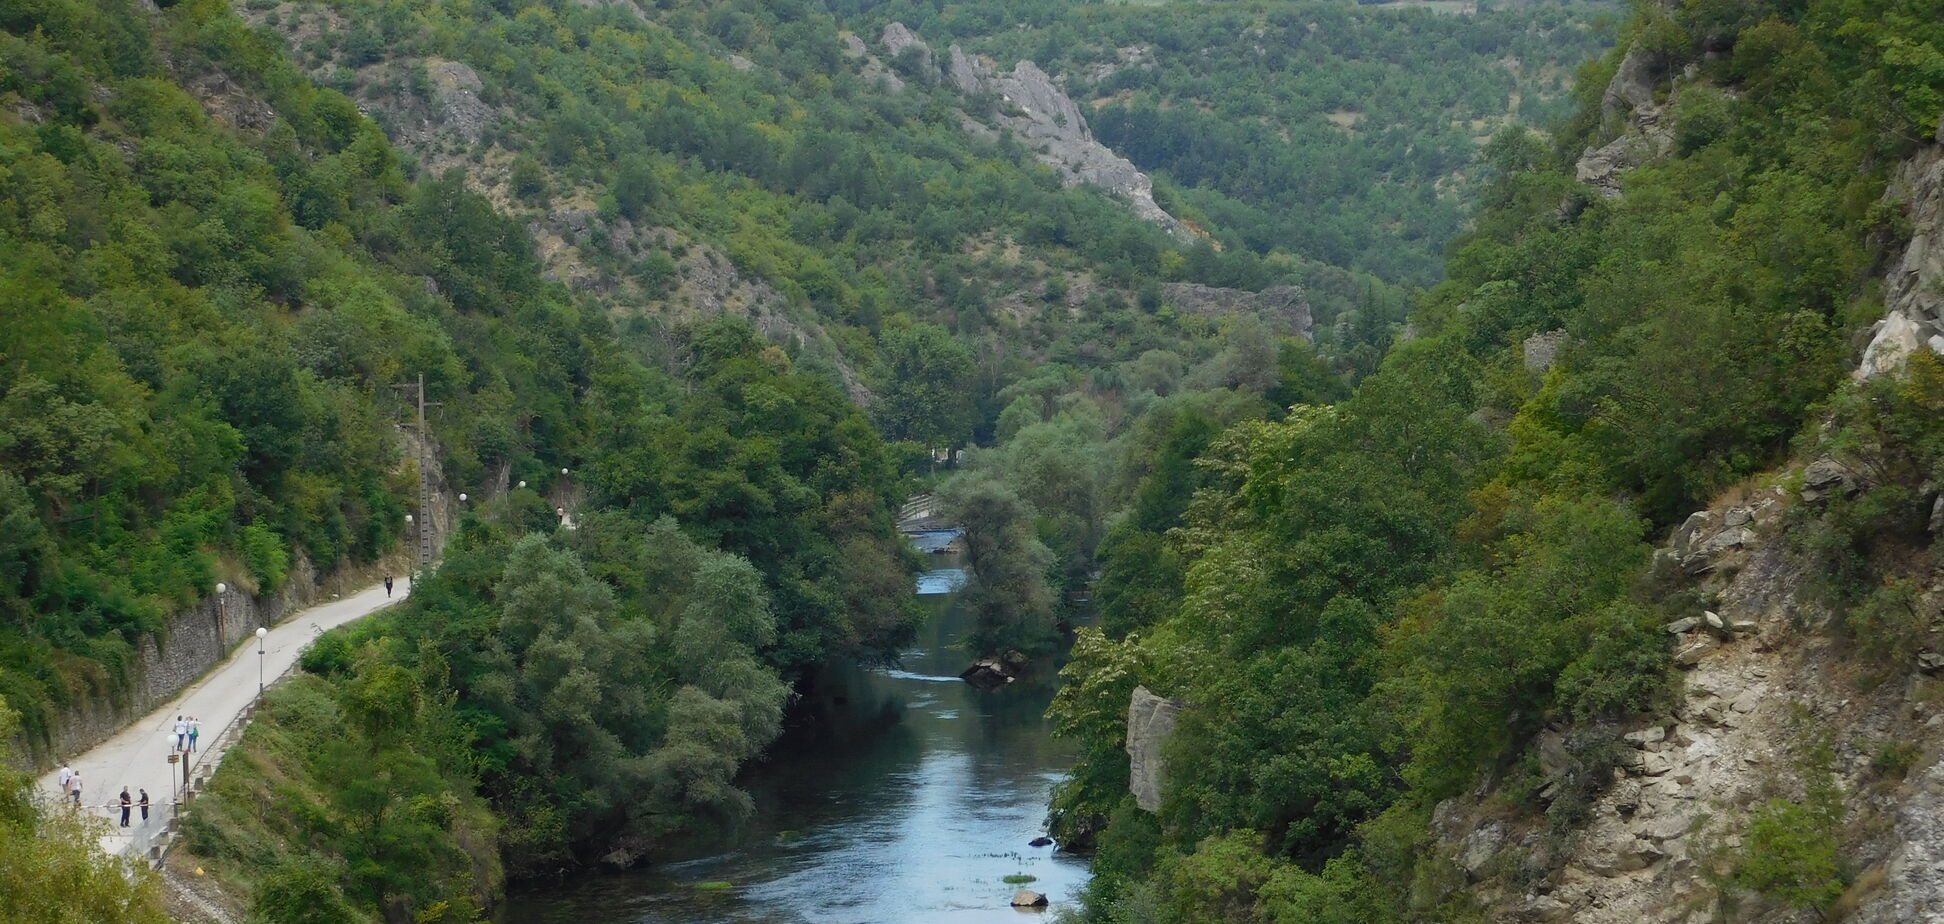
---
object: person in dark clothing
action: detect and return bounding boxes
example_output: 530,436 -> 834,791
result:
384,575 -> 394,597
138,788 -> 150,822
119,788 -> 131,827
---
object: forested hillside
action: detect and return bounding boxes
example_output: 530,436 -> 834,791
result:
1049,0 -> 1944,920
8,0 -> 1816,920
907,0 -> 1614,285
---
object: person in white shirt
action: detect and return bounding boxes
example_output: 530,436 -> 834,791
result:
56,762 -> 73,797
173,715 -> 188,751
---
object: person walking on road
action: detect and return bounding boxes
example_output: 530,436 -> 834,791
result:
139,788 -> 150,822
174,715 -> 188,751
67,771 -> 81,806
188,717 -> 200,753
56,761 -> 72,798
384,574 -> 394,597
119,788 -> 131,827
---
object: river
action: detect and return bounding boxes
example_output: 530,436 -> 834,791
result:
503,556 -> 1091,923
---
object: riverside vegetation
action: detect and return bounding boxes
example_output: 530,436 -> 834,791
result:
19,0 -> 1939,921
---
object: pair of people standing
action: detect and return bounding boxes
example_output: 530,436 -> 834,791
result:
113,788 -> 149,826
57,763 -> 80,806
174,715 -> 200,752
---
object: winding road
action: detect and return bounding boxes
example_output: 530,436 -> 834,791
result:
36,581 -> 409,856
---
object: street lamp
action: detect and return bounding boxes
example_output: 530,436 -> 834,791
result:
215,582 -> 226,635
518,480 -> 527,489
458,493 -> 468,502
255,626 -> 268,697
561,468 -> 569,476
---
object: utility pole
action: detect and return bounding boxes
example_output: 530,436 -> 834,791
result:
391,374 -> 442,579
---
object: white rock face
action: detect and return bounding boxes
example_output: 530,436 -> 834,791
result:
1859,123 -> 1944,379
1126,685 -> 1183,812
881,24 -> 1188,236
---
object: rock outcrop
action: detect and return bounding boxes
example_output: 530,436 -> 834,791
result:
1857,116 -> 1944,379
1574,46 -> 1674,199
881,23 -> 1188,236
1127,685 -> 1184,812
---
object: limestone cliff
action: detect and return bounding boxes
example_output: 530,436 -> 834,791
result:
878,23 -> 1190,238
1127,685 -> 1184,813
1857,120 -> 1944,380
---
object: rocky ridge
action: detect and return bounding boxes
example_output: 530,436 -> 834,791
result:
876,23 -> 1189,237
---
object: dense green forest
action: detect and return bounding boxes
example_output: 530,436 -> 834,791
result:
1046,0 -> 1944,920
0,0 -> 1607,772
25,0 -> 1944,920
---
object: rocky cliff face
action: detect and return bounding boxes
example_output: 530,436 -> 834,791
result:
1574,45 -> 1676,199
1429,466 -> 1944,922
1858,120 -> 1944,380
879,23 -> 1190,237
1127,685 -> 1184,813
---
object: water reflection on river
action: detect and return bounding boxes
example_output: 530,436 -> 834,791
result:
504,554 -> 1089,923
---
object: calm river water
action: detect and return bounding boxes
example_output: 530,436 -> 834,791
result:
503,557 -> 1090,923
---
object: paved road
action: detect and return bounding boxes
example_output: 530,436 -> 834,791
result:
37,581 -> 409,853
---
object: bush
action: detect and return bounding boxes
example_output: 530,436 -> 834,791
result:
1732,799 -> 1846,912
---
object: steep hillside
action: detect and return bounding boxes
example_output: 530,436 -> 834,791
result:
0,0 -> 917,813
1047,0 -> 1944,921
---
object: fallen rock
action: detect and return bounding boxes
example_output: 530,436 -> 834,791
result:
1612,778 -> 1643,815
1919,652 -> 1944,675
1624,726 -> 1667,748
960,658 -> 1016,689
1029,836 -> 1054,848
1665,616 -> 1701,635
1674,635 -> 1721,667
1010,889 -> 1048,908
1457,822 -> 1506,879
1801,458 -> 1857,502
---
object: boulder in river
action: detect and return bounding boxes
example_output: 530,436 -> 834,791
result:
1010,889 -> 1049,908
1029,836 -> 1054,847
961,657 -> 1017,689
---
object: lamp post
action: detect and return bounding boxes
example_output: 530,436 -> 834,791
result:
255,626 -> 268,698
215,582 -> 226,637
